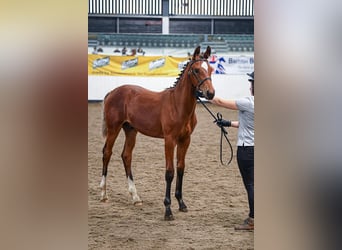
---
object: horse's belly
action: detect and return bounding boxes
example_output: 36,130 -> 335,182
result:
132,120 -> 164,138
138,129 -> 164,139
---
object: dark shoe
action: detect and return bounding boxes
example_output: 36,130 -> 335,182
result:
234,217 -> 254,231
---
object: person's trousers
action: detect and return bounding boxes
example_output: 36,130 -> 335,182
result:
237,146 -> 254,218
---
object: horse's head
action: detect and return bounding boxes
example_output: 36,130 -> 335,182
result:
188,46 -> 215,100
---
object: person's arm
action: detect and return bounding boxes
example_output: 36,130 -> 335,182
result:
209,96 -> 239,110
230,121 -> 239,128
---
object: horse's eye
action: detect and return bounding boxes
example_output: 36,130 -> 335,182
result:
193,69 -> 199,73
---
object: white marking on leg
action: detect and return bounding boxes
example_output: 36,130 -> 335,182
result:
127,177 -> 142,205
100,175 -> 108,201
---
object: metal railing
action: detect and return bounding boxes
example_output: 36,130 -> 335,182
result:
88,0 -> 254,17
169,0 -> 254,16
88,0 -> 163,15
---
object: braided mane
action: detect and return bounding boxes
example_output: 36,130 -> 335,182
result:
167,51 -> 207,89
167,60 -> 190,89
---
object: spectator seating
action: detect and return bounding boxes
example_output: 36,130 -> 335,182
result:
88,33 -> 254,52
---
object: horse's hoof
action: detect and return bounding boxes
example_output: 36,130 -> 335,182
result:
100,197 -> 108,202
179,207 -> 188,212
164,214 -> 174,221
133,200 -> 143,206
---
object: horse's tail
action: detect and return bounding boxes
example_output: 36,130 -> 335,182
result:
102,92 -> 110,138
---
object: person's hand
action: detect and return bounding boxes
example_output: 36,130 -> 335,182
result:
216,119 -> 231,127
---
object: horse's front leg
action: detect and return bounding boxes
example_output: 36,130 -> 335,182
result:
164,137 -> 176,221
175,136 -> 191,212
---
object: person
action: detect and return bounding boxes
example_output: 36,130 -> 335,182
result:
210,71 -> 254,231
92,46 -> 98,54
137,47 -> 145,55
122,46 -> 127,55
129,48 -> 137,56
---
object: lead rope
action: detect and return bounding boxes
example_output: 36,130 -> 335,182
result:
196,96 -> 234,166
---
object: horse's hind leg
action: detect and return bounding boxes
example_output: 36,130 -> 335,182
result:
100,127 -> 121,202
122,123 -> 142,205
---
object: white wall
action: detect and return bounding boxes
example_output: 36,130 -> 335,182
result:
88,74 -> 251,101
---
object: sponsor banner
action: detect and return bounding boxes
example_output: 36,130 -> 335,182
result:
88,55 -> 189,76
88,54 -> 254,76
209,55 -> 254,75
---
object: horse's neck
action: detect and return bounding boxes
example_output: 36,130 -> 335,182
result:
173,77 -> 197,117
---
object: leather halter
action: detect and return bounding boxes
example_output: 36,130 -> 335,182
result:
188,59 -> 212,90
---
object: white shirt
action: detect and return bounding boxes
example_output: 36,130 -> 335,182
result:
236,96 -> 254,146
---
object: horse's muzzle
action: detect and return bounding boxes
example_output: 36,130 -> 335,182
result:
195,89 -> 215,100
206,90 -> 215,100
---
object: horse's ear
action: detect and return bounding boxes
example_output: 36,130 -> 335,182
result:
203,46 -> 211,59
192,46 -> 201,60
